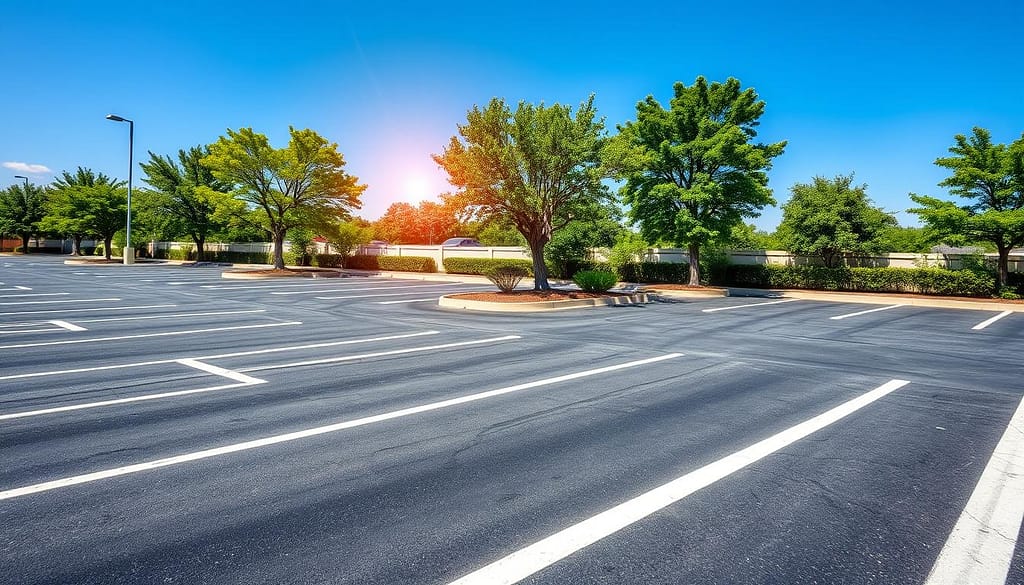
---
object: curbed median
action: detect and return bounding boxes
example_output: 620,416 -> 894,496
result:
438,292 -> 649,312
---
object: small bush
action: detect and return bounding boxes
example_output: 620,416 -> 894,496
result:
443,257 -> 533,276
314,253 -> 345,268
486,265 -> 529,292
378,255 -> 437,272
346,255 -> 380,270
573,270 -> 619,292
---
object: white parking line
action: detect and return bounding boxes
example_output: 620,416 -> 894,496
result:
318,289 -> 491,300
177,358 -> 267,385
0,292 -> 69,298
924,394 -> 1024,585
201,281 -> 372,290
0,353 -> 682,500
48,320 -> 87,332
447,379 -> 911,585
0,330 -> 441,381
377,298 -> 438,304
0,286 -> 32,291
0,304 -> 175,316
0,298 -> 120,306
74,309 -> 267,324
701,299 -> 799,313
272,283 -> 469,296
829,304 -> 905,320
240,335 -> 521,372
0,321 -> 301,350
971,310 -> 1012,331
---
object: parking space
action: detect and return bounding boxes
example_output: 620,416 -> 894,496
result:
0,255 -> 1021,584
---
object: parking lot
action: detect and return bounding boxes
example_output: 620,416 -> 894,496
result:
1,255 -> 1022,584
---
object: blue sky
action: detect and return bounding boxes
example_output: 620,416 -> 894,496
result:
3,0 -> 1022,231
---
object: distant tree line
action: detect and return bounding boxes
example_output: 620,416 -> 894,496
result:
3,76 -> 1021,290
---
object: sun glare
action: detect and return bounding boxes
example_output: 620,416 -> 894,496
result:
403,175 -> 432,203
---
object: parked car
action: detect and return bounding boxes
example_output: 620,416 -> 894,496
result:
441,237 -> 482,247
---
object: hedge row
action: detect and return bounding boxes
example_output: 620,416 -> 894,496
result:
313,253 -> 345,268
619,262 -> 691,284
723,265 -> 996,297
443,257 -> 535,276
345,255 -> 437,272
155,249 -> 274,264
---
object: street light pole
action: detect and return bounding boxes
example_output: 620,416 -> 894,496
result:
106,114 -> 135,265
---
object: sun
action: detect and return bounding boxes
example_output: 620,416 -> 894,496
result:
403,175 -> 432,203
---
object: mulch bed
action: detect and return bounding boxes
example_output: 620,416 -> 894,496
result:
448,290 -> 632,303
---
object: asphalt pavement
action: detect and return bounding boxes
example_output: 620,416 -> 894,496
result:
1,255 -> 1021,585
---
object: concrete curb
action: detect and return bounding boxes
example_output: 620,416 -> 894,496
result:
644,287 -> 728,299
780,289 -> 1024,312
221,269 -> 343,280
438,293 -> 649,313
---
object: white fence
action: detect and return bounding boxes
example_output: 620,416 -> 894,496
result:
148,241 -> 1024,273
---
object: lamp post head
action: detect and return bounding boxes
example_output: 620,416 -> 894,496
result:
14,175 -> 27,180
106,114 -> 128,122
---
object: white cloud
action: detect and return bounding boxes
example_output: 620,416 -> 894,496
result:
3,162 -> 51,174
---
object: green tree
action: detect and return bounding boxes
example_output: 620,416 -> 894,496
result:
728,223 -> 784,250
46,168 -> 118,254
0,181 -> 47,252
475,216 -> 527,246
45,168 -> 127,258
778,174 -> 897,266
141,146 -> 232,261
607,76 -> 786,285
434,96 -> 609,290
544,203 -> 624,277
202,127 -> 365,269
873,225 -> 935,253
910,127 -> 1024,288
323,220 -> 373,265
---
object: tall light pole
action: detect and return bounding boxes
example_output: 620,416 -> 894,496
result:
106,114 -> 135,264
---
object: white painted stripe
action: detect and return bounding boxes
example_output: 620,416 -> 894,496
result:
0,304 -> 175,316
971,310 -> 1012,331
0,330 -> 440,381
0,286 -> 32,291
74,309 -> 266,323
318,290 -> 486,300
48,320 -> 87,332
701,299 -> 799,313
201,281 -> 374,290
0,298 -> 120,306
924,394 -> 1024,585
272,283 -> 469,296
0,381 -> 260,420
240,335 -> 522,372
447,379 -> 911,585
0,327 -> 64,335
0,353 -> 682,500
177,359 -> 267,385
0,321 -> 301,350
829,304 -> 905,320
377,298 -> 438,304
15,285 -> 30,290
0,292 -> 69,298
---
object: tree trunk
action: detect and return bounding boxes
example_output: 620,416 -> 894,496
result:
997,245 -> 1010,290
71,235 -> 82,256
272,230 -> 287,269
194,236 -> 206,263
20,233 -> 30,253
103,236 -> 113,260
527,239 -> 550,291
687,243 -> 701,286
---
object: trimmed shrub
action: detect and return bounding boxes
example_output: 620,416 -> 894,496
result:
314,253 -> 345,268
723,265 -> 996,297
346,255 -> 436,272
486,265 -> 529,292
378,255 -> 437,272
443,257 -> 533,276
573,270 -> 619,292
619,262 -> 690,284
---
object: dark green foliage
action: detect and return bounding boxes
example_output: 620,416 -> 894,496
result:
443,257 -> 534,276
573,270 -> 619,292
486,266 -> 529,292
723,265 -> 996,297
346,255 -> 436,272
619,262 -> 691,284
154,248 -> 272,264
313,254 -> 345,268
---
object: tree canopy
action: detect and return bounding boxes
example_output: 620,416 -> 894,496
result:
607,76 -> 786,285
45,168 -> 126,258
778,174 -> 897,266
434,96 -> 608,290
202,127 -> 365,269
910,127 -> 1024,287
141,146 -> 232,261
0,182 -> 48,252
